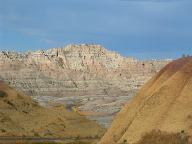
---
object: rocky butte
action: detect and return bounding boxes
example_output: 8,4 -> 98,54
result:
0,44 -> 171,127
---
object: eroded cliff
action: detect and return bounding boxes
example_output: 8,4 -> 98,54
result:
0,44 -> 171,127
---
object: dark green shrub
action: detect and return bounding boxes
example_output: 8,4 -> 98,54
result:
0,90 -> 7,98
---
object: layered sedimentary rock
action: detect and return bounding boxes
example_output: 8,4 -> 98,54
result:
99,57 -> 192,144
0,44 -> 171,127
0,44 -> 170,97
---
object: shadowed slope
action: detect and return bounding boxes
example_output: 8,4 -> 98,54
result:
0,81 -> 105,139
99,57 -> 192,144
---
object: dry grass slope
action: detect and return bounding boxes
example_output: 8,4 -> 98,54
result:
99,57 -> 192,144
0,81 -> 105,141
0,141 -> 92,144
135,130 -> 190,144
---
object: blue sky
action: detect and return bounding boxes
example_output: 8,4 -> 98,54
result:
0,0 -> 192,59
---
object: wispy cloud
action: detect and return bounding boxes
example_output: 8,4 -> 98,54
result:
16,28 -> 58,45
40,38 -> 57,44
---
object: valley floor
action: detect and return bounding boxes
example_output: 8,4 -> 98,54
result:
0,136 -> 98,144
32,89 -> 136,128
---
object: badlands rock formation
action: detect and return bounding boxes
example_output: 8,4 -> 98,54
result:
0,44 -> 170,97
0,81 -> 105,139
0,44 -> 170,127
99,57 -> 192,144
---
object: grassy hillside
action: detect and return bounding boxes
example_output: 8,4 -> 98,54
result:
0,81 -> 105,142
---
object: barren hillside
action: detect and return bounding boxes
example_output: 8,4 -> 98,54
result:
99,57 -> 192,144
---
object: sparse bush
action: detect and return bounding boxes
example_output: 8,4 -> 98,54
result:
34,132 -> 40,137
0,129 -> 6,132
136,130 -> 190,144
0,90 -> 7,98
123,139 -> 128,144
182,54 -> 190,58
182,54 -> 186,58
75,135 -> 80,140
67,141 -> 92,144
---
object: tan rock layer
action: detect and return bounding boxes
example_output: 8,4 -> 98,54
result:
0,44 -> 170,97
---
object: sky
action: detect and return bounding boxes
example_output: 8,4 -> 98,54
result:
0,0 -> 192,59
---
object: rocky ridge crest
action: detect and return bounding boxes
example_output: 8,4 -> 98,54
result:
0,44 -> 171,97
